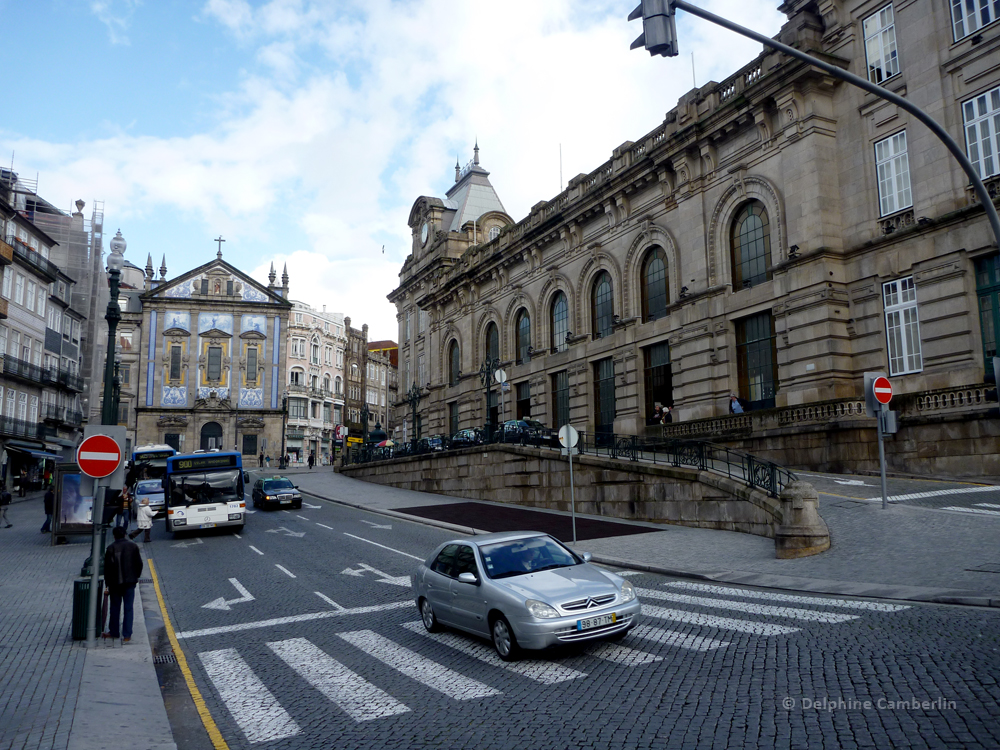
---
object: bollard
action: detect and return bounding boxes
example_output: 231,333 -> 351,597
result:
774,480 -> 831,559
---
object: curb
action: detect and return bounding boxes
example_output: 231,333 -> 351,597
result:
296,487 -> 1000,608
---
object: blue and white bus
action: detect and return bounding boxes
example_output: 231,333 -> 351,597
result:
130,444 -> 176,481
163,451 -> 246,535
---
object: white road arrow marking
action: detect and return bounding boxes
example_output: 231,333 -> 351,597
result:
266,527 -> 306,538
834,479 -> 870,486
203,578 -> 256,611
303,502 -> 322,509
171,538 -> 204,548
339,562 -> 409,587
360,520 -> 392,530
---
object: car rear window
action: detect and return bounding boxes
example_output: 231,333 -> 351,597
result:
136,480 -> 163,493
263,480 -> 294,491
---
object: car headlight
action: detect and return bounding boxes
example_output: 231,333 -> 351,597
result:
620,579 -> 636,602
525,599 -> 560,619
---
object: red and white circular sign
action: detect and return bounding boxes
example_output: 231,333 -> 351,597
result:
76,434 -> 123,478
872,376 -> 893,405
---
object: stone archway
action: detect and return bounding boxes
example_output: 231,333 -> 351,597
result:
200,421 -> 223,451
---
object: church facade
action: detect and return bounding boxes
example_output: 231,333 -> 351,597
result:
131,253 -> 291,458
390,1 -> 1000,476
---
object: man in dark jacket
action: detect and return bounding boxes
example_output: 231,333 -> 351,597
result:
41,486 -> 54,532
103,526 -> 143,642
0,485 -> 11,528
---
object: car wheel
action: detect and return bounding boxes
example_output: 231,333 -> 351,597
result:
419,598 -> 442,633
491,614 -> 520,662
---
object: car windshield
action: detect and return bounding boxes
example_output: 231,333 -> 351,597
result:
136,480 -> 163,494
524,420 -> 546,430
168,470 -> 241,507
478,536 -> 581,579
263,479 -> 295,492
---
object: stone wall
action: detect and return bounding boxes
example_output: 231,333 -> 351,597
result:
342,444 -> 784,538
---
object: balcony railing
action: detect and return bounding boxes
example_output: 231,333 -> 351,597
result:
42,404 -> 84,426
0,415 -> 38,439
4,355 -> 44,383
39,364 -> 85,391
7,236 -> 60,280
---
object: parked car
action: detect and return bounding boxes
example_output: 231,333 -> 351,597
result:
252,476 -> 302,510
500,419 -> 559,447
133,479 -> 166,518
417,435 -> 446,452
412,531 -> 639,661
450,428 -> 483,448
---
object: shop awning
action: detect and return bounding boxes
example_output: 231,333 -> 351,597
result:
29,451 -> 62,460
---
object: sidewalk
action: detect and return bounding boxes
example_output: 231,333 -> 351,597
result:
0,494 -> 174,750
283,465 -> 1000,608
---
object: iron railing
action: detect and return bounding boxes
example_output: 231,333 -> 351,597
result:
0,416 -> 39,439
345,428 -> 796,497
4,355 -> 43,383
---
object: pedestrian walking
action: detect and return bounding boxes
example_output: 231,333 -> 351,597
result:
41,485 -> 54,533
102,526 -> 143,643
129,498 -> 154,543
662,405 -> 673,424
116,486 -> 132,529
265,454 -> 271,468
0,485 -> 12,528
18,468 -> 27,497
258,452 -> 264,468
308,452 -> 315,470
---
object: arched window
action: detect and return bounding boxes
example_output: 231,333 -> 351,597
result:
551,292 -> 569,353
591,271 -> 614,339
485,322 -> 499,362
489,226 -> 501,241
730,201 -> 772,291
289,368 -> 303,386
642,247 -> 669,322
448,340 -> 461,386
334,376 -> 342,395
323,375 -> 331,393
516,310 -> 531,364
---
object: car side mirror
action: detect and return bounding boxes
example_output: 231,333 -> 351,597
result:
457,572 -> 479,585
580,551 -> 593,562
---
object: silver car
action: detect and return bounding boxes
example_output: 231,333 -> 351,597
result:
411,531 -> 640,661
134,479 -> 165,517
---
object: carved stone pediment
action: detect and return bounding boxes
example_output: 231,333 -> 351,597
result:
156,415 -> 188,427
239,330 -> 266,340
237,416 -> 265,430
200,328 -> 232,339
163,327 -> 191,337
194,394 -> 232,411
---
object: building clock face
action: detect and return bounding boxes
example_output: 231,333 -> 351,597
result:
421,222 -> 429,245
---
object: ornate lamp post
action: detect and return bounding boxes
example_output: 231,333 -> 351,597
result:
406,382 -> 421,448
479,355 -> 500,441
280,390 -> 289,469
101,231 -> 126,425
360,402 -> 370,445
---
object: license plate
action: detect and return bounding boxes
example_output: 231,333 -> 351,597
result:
200,522 -> 217,529
281,499 -> 292,504
577,613 -> 616,631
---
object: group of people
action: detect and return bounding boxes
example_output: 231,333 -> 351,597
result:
650,405 -> 674,425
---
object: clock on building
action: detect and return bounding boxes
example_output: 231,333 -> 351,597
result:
421,222 -> 429,245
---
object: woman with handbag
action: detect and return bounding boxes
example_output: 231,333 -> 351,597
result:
129,498 -> 154,543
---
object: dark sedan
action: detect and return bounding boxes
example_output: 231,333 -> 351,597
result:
450,428 -> 483,448
500,419 -> 559,447
252,477 -> 302,510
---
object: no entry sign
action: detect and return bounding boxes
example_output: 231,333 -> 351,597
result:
76,434 -> 123,478
872,376 -> 893,405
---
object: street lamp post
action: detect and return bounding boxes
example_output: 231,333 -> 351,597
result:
86,229 -> 126,647
479,355 -> 500,442
280,390 -> 289,469
360,403 -> 370,445
406,383 -> 421,449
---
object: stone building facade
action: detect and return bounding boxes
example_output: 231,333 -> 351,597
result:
366,340 -> 398,440
284,300 -> 347,464
342,317 -> 369,445
390,1 -> 1000,475
131,252 -> 291,459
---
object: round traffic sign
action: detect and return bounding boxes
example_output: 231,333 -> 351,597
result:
558,424 -> 579,449
494,368 -> 507,385
872,376 -> 893,405
76,434 -> 123,478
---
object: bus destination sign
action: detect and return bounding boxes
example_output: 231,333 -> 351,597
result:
175,454 -> 239,471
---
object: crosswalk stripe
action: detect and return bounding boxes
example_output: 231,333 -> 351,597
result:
637,588 -> 859,623
585,640 -> 663,665
267,638 -> 409,722
976,503 -> 1000,509
940,506 -> 1000,516
629,624 -> 730,651
661,582 -> 911,612
401,622 -> 588,684
337,630 -> 501,700
641,603 -> 799,635
199,648 -> 300,743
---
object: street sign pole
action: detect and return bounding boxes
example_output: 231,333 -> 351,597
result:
559,425 -> 580,543
877,404 -> 888,510
86,484 -> 107,645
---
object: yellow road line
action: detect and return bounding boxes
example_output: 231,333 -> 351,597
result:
148,559 -> 230,750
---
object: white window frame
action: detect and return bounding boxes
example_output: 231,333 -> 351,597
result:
14,273 -> 24,306
26,280 -> 36,313
18,392 -> 27,421
875,131 -> 912,216
863,5 -> 899,84
951,0 -> 1000,41
883,276 -> 923,376
1,270 -> 10,299
963,85 -> 1000,180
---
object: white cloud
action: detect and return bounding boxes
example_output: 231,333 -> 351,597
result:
91,0 -> 141,45
8,0 -> 786,342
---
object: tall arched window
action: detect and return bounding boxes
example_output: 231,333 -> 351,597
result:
730,201 -> 772,291
448,340 -> 461,386
642,247 -> 669,322
516,310 -> 531,364
551,292 -> 569,353
591,271 -> 614,339
485,322 -> 499,362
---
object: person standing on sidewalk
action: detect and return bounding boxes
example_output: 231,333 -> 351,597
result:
103,526 -> 143,643
0,485 -> 11,528
129,498 -> 154,543
41,485 -> 54,533
258,451 -> 264,469
308,452 -> 315,470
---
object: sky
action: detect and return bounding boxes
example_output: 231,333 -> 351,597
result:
1,0 -> 786,342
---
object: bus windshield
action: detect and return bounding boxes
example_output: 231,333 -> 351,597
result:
131,446 -> 176,481
168,470 -> 242,507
